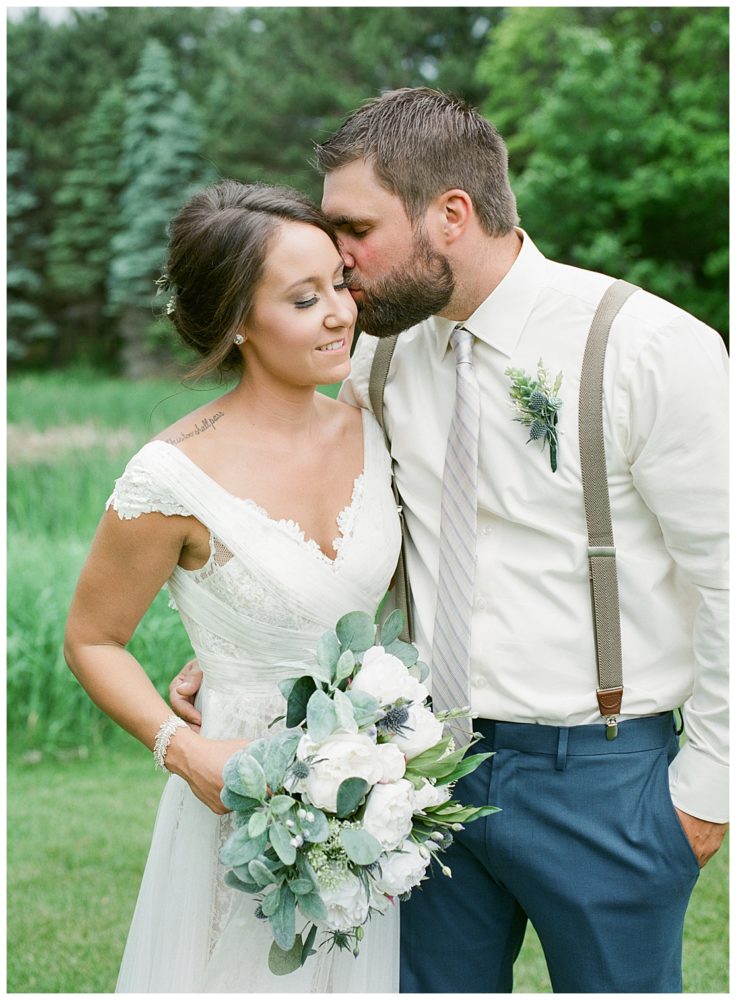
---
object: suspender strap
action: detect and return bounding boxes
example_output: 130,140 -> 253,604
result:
368,335 -> 415,643
578,279 -> 638,722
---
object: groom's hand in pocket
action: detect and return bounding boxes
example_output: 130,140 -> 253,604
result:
675,808 -> 728,867
169,658 -> 204,731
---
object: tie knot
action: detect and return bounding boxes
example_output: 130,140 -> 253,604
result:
450,325 -> 474,366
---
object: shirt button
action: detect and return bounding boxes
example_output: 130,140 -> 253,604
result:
482,525 -> 493,536
472,674 -> 488,688
475,596 -> 488,611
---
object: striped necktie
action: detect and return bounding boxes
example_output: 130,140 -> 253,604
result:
431,325 -> 480,745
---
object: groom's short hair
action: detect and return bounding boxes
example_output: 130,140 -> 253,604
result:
314,87 -> 519,237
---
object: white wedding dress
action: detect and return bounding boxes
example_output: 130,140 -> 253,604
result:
108,408 -> 402,993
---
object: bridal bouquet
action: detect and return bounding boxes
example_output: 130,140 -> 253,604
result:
220,609 -> 497,975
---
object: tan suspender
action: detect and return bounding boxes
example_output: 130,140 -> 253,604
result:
368,334 -> 414,644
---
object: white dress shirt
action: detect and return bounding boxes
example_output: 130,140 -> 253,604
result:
341,230 -> 729,823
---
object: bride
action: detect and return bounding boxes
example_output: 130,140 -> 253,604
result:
64,180 -> 402,992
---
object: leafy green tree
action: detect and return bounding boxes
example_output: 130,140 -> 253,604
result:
47,84 -> 127,365
476,8 -> 728,337
108,40 -> 214,377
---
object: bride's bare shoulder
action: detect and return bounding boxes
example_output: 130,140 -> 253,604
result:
152,395 -> 230,451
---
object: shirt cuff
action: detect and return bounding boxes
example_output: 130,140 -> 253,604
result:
669,742 -> 729,823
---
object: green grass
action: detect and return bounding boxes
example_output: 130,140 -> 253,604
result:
7,744 -> 168,993
7,368 -> 230,432
6,745 -> 728,993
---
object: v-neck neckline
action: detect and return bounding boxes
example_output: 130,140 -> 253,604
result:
151,409 -> 369,565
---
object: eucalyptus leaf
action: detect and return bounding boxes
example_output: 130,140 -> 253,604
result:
286,675 -> 317,728
335,648 -> 356,684
339,827 -> 383,865
220,827 -> 268,867
224,869 -> 258,894
409,660 -> 430,683
316,630 -> 341,676
335,777 -> 370,819
297,890 -> 328,922
336,611 -> 376,653
269,821 -> 297,866
384,638 -> 418,666
346,689 -> 381,727
298,807 -> 329,844
306,689 -> 338,743
268,936 -> 305,976
302,923 -> 319,963
269,884 -> 297,951
333,687 -> 358,733
380,608 -> 404,647
248,810 -> 268,838
237,753 -> 268,800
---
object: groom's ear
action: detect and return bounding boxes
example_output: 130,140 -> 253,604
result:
433,189 -> 473,246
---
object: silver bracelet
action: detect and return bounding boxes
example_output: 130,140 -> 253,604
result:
153,715 -> 187,772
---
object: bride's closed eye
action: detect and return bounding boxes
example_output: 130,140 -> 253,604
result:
294,282 -> 349,309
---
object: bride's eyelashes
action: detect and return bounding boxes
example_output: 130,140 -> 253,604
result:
294,282 -> 350,309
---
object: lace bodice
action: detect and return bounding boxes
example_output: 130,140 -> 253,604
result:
106,408 -> 401,711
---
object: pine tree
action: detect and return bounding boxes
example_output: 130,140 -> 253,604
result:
47,84 -> 126,365
109,39 -> 214,376
7,113 -> 56,364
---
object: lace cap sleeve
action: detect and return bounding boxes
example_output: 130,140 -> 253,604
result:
106,445 -> 194,521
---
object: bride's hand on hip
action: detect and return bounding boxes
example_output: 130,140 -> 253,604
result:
165,728 -> 247,815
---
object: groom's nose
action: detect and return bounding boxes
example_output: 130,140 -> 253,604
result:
338,240 -> 356,270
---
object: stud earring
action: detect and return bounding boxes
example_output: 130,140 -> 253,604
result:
234,333 -> 245,345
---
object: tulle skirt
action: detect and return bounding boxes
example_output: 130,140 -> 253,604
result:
116,685 -> 399,993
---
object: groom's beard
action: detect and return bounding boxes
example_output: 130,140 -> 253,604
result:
349,233 -> 455,339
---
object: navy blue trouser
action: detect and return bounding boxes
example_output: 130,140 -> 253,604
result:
400,714 -> 700,993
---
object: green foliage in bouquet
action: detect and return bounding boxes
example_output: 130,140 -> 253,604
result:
220,609 -> 499,976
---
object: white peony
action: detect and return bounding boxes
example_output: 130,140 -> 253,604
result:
351,646 -> 429,706
412,778 -> 452,812
376,742 -> 407,782
362,778 -> 416,851
373,841 -> 431,897
317,874 -> 370,932
297,732 -> 384,813
389,702 -> 444,759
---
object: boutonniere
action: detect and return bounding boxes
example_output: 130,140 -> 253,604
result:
505,360 -> 563,472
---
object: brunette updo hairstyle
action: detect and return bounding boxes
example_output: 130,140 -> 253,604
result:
164,180 -> 339,381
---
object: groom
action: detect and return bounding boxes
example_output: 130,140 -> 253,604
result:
170,88 -> 728,992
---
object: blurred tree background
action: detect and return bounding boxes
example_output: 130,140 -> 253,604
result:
7,5 -> 728,376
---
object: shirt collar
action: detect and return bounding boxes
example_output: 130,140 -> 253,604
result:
433,229 -> 548,360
